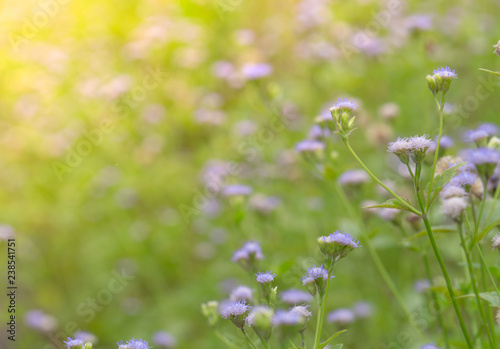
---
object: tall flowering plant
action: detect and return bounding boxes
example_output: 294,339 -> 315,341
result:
300,64 -> 500,349
202,237 -> 359,349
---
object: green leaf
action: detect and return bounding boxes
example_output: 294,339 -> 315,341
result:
433,162 -> 465,188
426,163 -> 465,208
457,292 -> 500,307
288,339 -> 299,348
479,68 -> 500,77
319,330 -> 347,349
331,345 -> 343,349
470,219 -> 500,247
363,198 -> 414,212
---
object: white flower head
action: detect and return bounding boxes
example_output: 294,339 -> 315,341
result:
442,197 -> 467,221
492,233 -> 500,250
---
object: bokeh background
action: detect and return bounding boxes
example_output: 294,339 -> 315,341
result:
0,0 -> 499,348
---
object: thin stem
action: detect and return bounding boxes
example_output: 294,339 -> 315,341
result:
470,196 -> 477,228
300,331 -> 306,349
344,138 -> 422,216
242,328 -> 259,349
423,253 -> 450,349
479,248 -> 498,349
260,337 -> 270,349
334,183 -> 426,340
415,163 -> 449,347
406,162 -> 415,180
473,187 -> 487,239
414,158 -> 473,346
457,222 -> 494,348
313,296 -> 324,349
419,214 -> 473,348
314,275 -> 332,349
486,180 -> 500,224
476,244 -> 500,298
426,93 -> 446,212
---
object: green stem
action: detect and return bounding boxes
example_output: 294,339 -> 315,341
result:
423,253 -> 450,349
313,296 -> 324,349
242,328 -> 259,349
470,188 -> 488,249
479,248 -> 498,348
344,138 -> 422,216
415,163 -> 450,347
334,183 -> 426,340
476,244 -> 500,298
414,158 -> 472,346
426,93 -> 445,212
260,337 -> 270,349
486,178 -> 500,224
300,331 -> 306,349
457,223 -> 494,348
313,275 -> 332,349
419,215 -> 473,348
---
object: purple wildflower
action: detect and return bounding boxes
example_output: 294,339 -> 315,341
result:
464,129 -> 489,143
220,300 -> 249,319
249,194 -> 281,214
25,310 -> 58,332
478,123 -> 499,136
440,185 -> 467,200
414,279 -> 431,293
302,265 -> 329,284
64,338 -> 85,349
408,135 -> 434,152
222,184 -> 252,197
212,61 -> 235,79
318,231 -> 360,263
338,170 -> 370,185
242,63 -> 273,80
461,148 -> 500,165
301,264 -> 331,297
118,339 -> 151,349
319,231 -> 360,249
331,97 -> 358,112
232,241 -> 264,269
245,306 -> 273,327
152,331 -> 176,348
307,124 -> 329,140
290,305 -> 312,320
256,270 -> 276,284
295,139 -> 325,153
494,40 -> 500,56
421,344 -> 439,349
449,171 -> 477,188
272,310 -> 304,326
353,301 -> 373,318
230,285 -> 254,302
327,308 -> 356,324
73,331 -> 97,344
428,135 -> 454,152
280,289 -> 313,305
432,66 -> 457,79
404,14 -> 432,31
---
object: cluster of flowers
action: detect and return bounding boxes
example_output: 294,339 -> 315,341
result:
294,59 -> 500,349
203,231 -> 361,348
63,338 -> 152,349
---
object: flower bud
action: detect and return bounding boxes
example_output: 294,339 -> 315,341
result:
426,75 -> 437,94
246,306 -> 274,341
202,301 -> 219,326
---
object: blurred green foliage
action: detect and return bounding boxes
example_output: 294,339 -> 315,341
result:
0,0 -> 499,348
